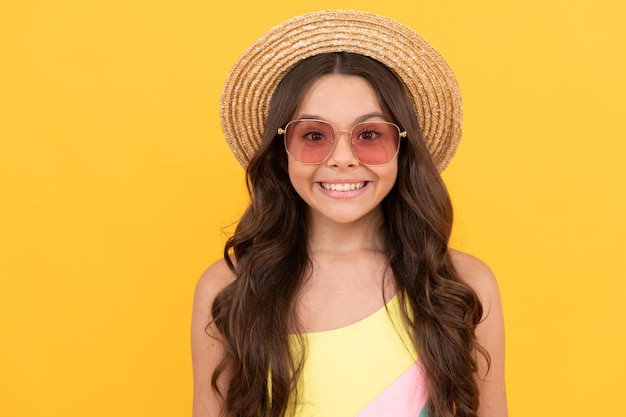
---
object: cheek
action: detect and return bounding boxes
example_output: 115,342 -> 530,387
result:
388,164 -> 398,183
386,173 -> 398,195
375,163 -> 399,190
287,164 -> 315,198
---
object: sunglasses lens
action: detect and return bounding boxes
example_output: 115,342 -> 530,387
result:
351,122 -> 400,165
284,120 -> 400,164
284,120 -> 334,163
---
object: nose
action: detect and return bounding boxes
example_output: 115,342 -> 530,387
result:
326,129 -> 358,167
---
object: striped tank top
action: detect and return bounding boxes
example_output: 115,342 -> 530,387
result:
287,294 -> 429,416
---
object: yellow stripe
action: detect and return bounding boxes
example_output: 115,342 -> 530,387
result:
287,295 -> 418,416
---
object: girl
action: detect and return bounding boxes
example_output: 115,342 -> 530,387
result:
192,10 -> 507,417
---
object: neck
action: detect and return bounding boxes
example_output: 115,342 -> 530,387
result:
306,206 -> 386,255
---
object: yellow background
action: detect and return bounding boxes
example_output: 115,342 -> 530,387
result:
1,1 -> 624,416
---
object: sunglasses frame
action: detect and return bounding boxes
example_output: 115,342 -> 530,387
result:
277,119 -> 406,166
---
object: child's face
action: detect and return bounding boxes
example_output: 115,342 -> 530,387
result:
287,73 -> 398,226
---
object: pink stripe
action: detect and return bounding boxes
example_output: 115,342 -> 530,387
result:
355,361 -> 428,417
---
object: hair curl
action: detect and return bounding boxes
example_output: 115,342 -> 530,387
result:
210,53 -> 488,417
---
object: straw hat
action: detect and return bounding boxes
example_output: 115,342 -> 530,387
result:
220,10 -> 462,172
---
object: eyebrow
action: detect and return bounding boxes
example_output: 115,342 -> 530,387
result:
297,112 -> 388,124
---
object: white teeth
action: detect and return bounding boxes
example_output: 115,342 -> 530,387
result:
321,182 -> 365,191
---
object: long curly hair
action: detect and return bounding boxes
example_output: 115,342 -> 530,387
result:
210,52 -> 488,417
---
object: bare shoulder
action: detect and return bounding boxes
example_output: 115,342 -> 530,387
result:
449,249 -> 508,416
192,257 -> 236,346
449,249 -> 500,312
193,258 -> 236,311
191,259 -> 236,417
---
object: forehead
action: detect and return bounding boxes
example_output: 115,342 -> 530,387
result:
294,74 -> 385,124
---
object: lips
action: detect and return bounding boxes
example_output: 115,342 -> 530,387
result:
319,182 -> 366,191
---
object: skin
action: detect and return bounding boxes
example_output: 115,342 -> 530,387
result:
191,74 -> 507,416
287,74 -> 398,230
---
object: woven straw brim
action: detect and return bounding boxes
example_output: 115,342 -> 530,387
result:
220,10 -> 462,172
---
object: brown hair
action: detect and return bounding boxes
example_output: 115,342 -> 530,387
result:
211,53 -> 487,417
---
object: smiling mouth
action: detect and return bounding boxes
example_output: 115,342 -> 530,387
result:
320,182 -> 366,191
